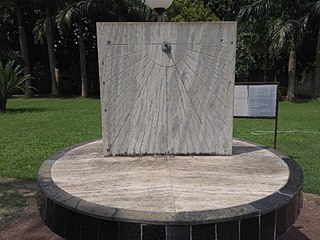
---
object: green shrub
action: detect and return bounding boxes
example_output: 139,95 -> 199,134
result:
0,59 -> 33,111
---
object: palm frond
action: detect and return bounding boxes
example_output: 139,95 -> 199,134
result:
238,0 -> 271,20
268,18 -> 300,54
56,0 -> 97,32
33,12 -> 57,45
311,1 -> 320,15
56,4 -> 78,32
122,0 -> 151,21
0,59 -> 33,100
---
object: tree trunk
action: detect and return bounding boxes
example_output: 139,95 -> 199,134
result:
263,49 -> 268,82
78,19 -> 88,97
0,98 -> 7,111
15,0 -> 33,98
313,23 -> 320,99
286,49 -> 296,101
45,1 -> 59,97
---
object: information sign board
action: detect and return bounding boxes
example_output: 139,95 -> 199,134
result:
234,84 -> 278,118
234,83 -> 279,149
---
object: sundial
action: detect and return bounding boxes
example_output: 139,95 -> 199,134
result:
38,20 -> 303,240
97,22 -> 237,156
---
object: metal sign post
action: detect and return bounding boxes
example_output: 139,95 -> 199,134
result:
234,82 -> 280,149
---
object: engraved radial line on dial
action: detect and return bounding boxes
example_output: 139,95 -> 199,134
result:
182,58 -> 227,107
182,56 -> 230,118
105,60 -> 153,153
171,61 -> 209,153
104,43 -> 146,60
185,44 -> 230,73
106,54 -> 152,141
185,48 -> 230,76
104,58 -> 154,154
183,64 -> 231,148
151,66 -> 167,154
145,65 -> 166,154
105,60 -> 153,132
104,48 -> 146,63
183,54 -> 229,98
105,58 -> 152,109
173,62 -> 212,153
184,53 -> 230,103
107,60 -> 155,145
138,65 -> 166,154
185,50 -> 229,82
176,61 -> 223,150
138,68 -> 163,154
180,59 -> 227,149
167,68 -> 197,154
104,54 -> 148,83
124,64 -> 163,154
186,47 -> 230,64
108,62 -> 158,154
184,53 -> 229,89
142,65 -> 165,154
187,42 -> 230,47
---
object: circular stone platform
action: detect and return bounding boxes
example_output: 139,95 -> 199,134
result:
38,139 -> 303,240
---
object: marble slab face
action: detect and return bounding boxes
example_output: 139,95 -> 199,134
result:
97,22 -> 237,156
51,140 -> 289,213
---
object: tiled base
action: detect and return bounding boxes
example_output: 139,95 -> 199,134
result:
40,192 -> 302,240
38,140 -> 303,240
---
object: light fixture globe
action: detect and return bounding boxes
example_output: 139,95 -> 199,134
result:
145,0 -> 173,15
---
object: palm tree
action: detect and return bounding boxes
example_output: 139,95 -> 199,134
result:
239,0 -> 305,101
269,17 -> 303,101
14,0 -> 33,97
57,0 -> 150,97
304,1 -> 320,99
238,0 -> 272,82
33,0 -> 61,97
118,0 -> 151,21
57,0 -> 97,97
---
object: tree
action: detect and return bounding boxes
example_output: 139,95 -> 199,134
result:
239,0 -> 305,101
57,1 -> 96,98
166,0 -> 219,22
236,31 -> 256,81
57,0 -> 150,97
14,0 -> 33,97
206,0 -> 254,21
304,0 -> 320,99
33,0 -> 61,97
0,1 -> 18,56
117,0 -> 151,21
314,18 -> 320,99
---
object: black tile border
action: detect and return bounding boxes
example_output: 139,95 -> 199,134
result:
240,217 -> 260,240
142,225 -> 166,240
217,221 -> 239,240
37,139 -> 303,240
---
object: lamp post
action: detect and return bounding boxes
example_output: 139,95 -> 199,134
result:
144,0 -> 173,22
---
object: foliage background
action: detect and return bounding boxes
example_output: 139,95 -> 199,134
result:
0,0 -> 319,98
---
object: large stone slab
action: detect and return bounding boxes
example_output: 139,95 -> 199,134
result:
50,140 -> 289,213
97,22 -> 237,156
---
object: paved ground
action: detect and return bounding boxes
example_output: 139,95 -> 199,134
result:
0,178 -> 319,239
279,193 -> 320,240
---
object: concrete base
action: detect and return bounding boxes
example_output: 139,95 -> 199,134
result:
38,139 -> 303,240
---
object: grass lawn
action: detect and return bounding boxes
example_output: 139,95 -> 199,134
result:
0,97 -> 101,180
0,97 -> 319,194
234,100 -> 320,194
